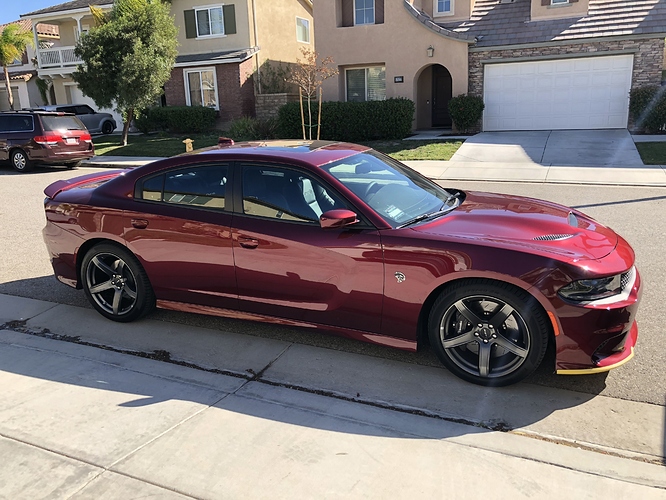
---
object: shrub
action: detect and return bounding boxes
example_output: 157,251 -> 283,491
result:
277,98 -> 414,141
629,86 -> 666,134
228,117 -> 279,141
448,94 -> 484,134
135,106 -> 217,134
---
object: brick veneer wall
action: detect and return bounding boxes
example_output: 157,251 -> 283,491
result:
255,93 -> 300,120
164,58 -> 256,122
468,37 -> 665,97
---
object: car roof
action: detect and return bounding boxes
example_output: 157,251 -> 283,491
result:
185,140 -> 372,167
2,109 -> 71,116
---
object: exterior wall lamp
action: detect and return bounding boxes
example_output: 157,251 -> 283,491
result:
427,45 -> 435,57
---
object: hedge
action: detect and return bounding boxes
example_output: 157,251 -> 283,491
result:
277,98 -> 415,141
629,86 -> 666,134
448,94 -> 484,134
135,106 -> 217,134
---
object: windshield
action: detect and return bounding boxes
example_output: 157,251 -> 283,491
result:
322,150 -> 462,228
41,115 -> 86,131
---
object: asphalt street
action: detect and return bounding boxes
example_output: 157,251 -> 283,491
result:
1,164 -> 665,406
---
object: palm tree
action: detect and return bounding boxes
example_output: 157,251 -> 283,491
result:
0,24 -> 34,110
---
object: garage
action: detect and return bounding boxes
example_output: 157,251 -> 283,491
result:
482,54 -> 634,131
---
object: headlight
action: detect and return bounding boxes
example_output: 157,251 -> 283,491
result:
558,274 -> 623,302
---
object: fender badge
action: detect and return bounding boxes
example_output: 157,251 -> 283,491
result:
394,272 -> 406,283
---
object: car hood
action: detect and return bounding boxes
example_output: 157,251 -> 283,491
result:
413,191 -> 618,261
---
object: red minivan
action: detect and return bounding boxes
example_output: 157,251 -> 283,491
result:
0,110 -> 95,172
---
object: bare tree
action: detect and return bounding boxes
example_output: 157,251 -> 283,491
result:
288,48 -> 337,139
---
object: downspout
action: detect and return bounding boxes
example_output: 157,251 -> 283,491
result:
251,0 -> 261,94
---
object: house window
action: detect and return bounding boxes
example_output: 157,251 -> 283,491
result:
346,67 -> 386,102
184,68 -> 218,109
434,0 -> 453,15
355,0 -> 375,25
551,0 -> 569,4
196,5 -> 225,37
296,17 -> 310,43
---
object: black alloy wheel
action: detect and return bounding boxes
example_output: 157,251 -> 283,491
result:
102,121 -> 114,134
81,243 -> 155,322
428,280 -> 549,386
11,149 -> 33,172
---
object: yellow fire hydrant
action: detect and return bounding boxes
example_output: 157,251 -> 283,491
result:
183,138 -> 194,152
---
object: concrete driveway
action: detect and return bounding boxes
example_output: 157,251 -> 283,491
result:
451,129 -> 644,167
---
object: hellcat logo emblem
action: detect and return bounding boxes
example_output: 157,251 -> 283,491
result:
394,272 -> 406,283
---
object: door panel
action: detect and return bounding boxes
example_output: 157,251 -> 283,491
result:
124,164 -> 237,309
232,217 -> 384,333
432,65 -> 452,127
233,162 -> 384,333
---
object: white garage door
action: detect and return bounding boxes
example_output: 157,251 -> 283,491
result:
483,54 -> 633,131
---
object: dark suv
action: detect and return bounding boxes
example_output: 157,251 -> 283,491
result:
0,110 -> 95,172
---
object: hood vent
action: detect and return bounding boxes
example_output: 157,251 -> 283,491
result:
533,234 -> 575,241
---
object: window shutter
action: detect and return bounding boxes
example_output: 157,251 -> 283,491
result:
375,0 -> 384,24
341,0 -> 353,27
223,4 -> 236,35
541,0 -> 549,5
184,10 -> 197,38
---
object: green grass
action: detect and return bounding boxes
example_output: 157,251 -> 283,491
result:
635,142 -> 666,165
93,134 -> 464,160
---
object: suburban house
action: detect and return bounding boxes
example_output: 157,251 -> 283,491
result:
164,0 -> 313,122
315,0 -> 666,131
21,0 -> 313,125
19,0 -> 121,123
0,19 -> 59,111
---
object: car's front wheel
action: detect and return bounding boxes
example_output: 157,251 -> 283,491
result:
10,149 -> 33,172
428,280 -> 549,386
101,121 -> 114,134
81,243 -> 155,322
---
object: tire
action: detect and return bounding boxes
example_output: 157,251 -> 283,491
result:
66,161 -> 82,169
101,121 -> 114,134
10,149 -> 33,173
428,280 -> 549,387
81,243 -> 155,322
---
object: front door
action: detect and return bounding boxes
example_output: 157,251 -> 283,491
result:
432,65 -> 453,127
232,162 -> 384,333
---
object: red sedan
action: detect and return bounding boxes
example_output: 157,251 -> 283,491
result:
42,141 -> 641,386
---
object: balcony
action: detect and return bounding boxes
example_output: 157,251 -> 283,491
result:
38,46 -> 83,69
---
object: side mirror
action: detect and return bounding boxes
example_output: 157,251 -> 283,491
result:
319,209 -> 359,229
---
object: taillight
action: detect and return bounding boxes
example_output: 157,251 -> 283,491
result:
34,135 -> 61,146
81,133 -> 92,143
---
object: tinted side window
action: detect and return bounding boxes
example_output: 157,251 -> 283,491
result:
75,105 -> 93,114
242,164 -> 346,223
0,115 -> 34,132
139,165 -> 228,209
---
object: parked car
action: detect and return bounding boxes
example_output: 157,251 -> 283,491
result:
0,110 -> 94,172
42,141 -> 641,386
38,104 -> 116,135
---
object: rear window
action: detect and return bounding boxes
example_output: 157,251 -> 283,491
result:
0,115 -> 34,132
41,115 -> 86,131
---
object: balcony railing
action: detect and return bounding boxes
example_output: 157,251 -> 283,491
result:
38,46 -> 83,69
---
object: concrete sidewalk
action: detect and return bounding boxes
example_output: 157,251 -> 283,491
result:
1,294 -> 665,498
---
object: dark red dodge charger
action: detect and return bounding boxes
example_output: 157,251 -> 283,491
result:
42,141 -> 641,386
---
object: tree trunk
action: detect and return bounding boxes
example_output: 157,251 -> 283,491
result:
3,65 -> 14,110
307,96 -> 312,140
122,108 -> 133,146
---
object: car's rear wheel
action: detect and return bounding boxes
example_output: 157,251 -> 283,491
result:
81,243 -> 155,322
428,280 -> 549,386
101,121 -> 114,134
10,149 -> 33,172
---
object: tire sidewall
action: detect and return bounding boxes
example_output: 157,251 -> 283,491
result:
81,243 -> 154,322
428,281 -> 549,387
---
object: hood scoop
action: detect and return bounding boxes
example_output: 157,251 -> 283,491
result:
533,234 -> 576,241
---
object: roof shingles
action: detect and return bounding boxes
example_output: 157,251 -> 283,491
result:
439,0 -> 666,48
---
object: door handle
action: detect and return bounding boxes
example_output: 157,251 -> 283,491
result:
131,218 -> 149,229
238,236 -> 259,249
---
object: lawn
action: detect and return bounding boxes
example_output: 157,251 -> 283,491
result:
635,142 -> 666,165
93,134 -> 464,161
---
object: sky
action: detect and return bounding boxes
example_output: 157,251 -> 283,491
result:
0,0 -> 65,25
